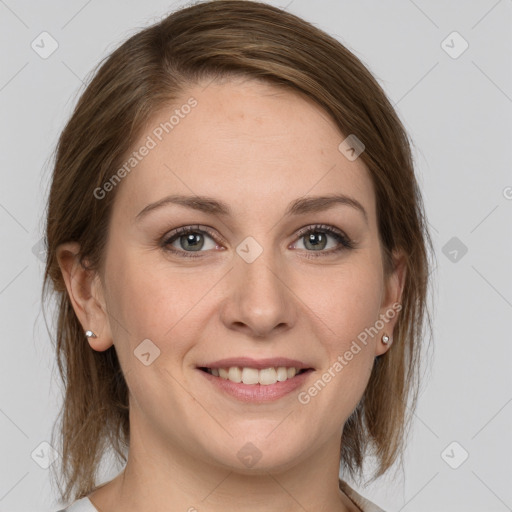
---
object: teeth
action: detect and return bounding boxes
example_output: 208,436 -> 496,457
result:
228,366 -> 242,383
242,367 -> 259,385
276,367 -> 288,381
208,366 -> 302,385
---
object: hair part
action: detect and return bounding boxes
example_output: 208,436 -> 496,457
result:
43,0 -> 434,502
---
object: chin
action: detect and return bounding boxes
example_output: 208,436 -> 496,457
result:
203,432 -> 312,475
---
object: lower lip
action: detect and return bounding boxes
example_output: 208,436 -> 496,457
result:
197,369 -> 313,402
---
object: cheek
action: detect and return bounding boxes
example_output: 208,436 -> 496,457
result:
301,256 -> 382,410
307,256 -> 383,347
301,262 -> 381,425
105,250 -> 218,359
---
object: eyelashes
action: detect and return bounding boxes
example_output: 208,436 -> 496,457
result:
160,223 -> 355,260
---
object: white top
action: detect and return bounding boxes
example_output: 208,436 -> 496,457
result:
340,479 -> 386,512
58,479 -> 385,512
57,497 -> 97,512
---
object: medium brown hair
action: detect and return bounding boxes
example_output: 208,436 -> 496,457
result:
43,0 -> 434,503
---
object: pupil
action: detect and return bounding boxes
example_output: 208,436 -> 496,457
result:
182,233 -> 204,251
305,232 -> 326,251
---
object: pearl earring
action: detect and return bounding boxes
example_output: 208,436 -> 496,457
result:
382,334 -> 390,344
85,330 -> 97,338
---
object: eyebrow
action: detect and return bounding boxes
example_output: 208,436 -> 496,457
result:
135,193 -> 368,224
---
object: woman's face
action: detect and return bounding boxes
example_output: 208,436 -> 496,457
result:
89,77 -> 403,473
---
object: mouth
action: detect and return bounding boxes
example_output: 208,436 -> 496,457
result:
198,366 -> 312,385
195,357 -> 315,402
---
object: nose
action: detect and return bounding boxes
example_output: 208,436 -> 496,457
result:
219,245 -> 297,339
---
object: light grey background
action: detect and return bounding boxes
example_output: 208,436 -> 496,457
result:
1,0 -> 511,511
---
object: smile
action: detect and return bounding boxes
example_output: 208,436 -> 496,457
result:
200,366 -> 309,385
196,358 -> 315,402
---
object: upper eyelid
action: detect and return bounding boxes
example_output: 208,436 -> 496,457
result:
294,224 -> 347,239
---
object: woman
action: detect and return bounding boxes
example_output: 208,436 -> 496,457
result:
44,1 -> 434,510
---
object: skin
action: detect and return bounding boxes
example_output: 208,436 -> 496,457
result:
57,77 -> 406,512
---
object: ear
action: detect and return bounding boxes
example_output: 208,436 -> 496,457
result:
56,242 -> 113,352
374,248 -> 407,357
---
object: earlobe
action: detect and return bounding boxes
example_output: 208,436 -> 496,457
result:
56,242 -> 113,351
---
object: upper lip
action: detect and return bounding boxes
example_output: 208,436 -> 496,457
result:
197,357 -> 314,370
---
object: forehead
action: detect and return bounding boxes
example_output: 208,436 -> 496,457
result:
110,78 -> 376,225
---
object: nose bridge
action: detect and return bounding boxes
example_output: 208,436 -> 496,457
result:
224,236 -> 295,336
237,242 -> 281,299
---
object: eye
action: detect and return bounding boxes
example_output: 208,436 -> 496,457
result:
161,225 -> 221,259
291,224 -> 354,258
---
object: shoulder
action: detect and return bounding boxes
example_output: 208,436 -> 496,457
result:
339,479 -> 387,512
56,496 -> 98,512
